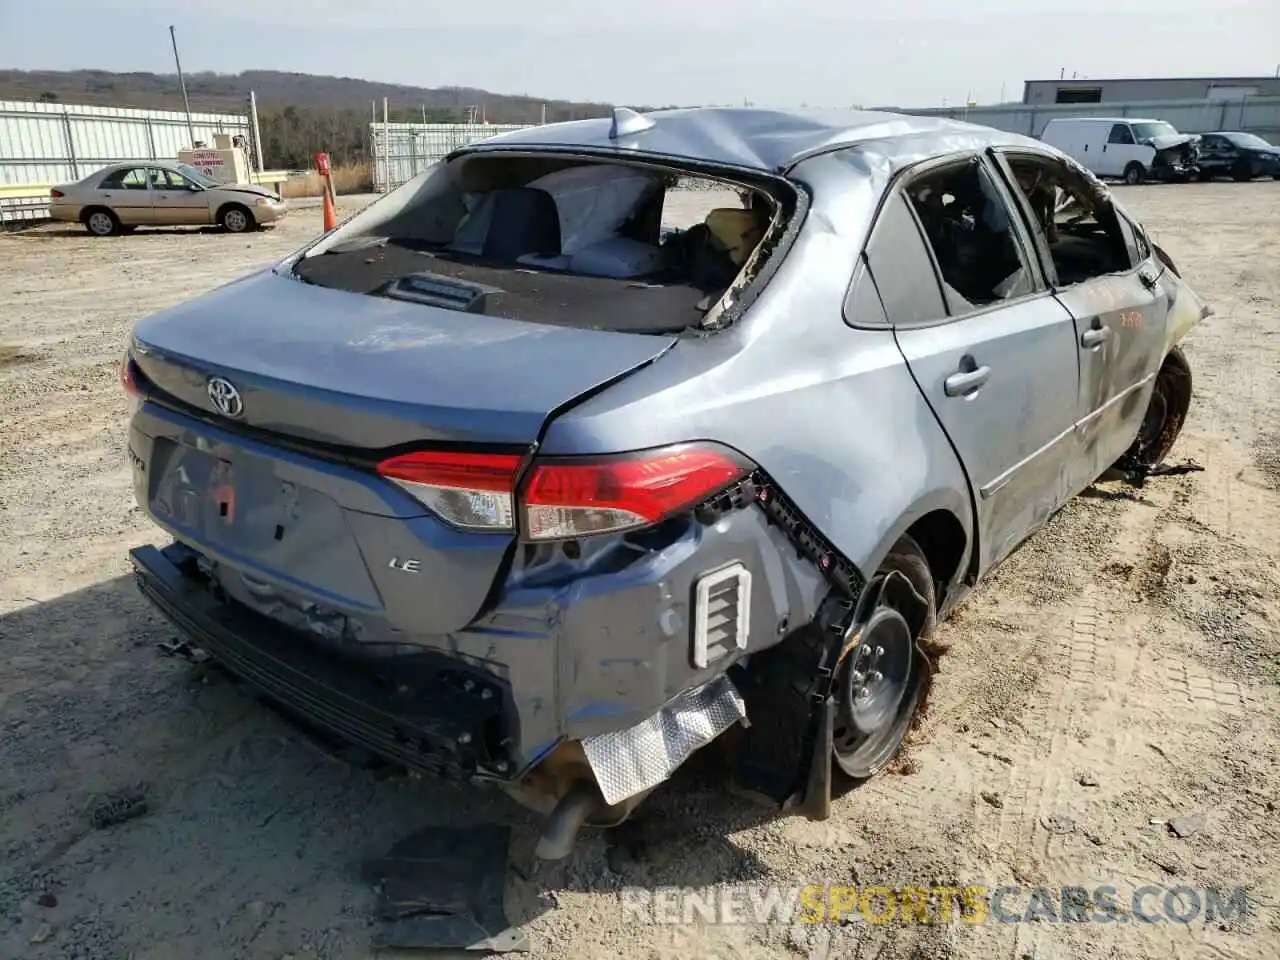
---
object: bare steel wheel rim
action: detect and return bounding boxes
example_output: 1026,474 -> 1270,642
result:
88,212 -> 114,235
839,608 -> 912,744
831,571 -> 928,779
224,209 -> 248,232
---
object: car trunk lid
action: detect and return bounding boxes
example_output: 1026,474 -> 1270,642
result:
130,269 -> 676,634
131,269 -> 675,449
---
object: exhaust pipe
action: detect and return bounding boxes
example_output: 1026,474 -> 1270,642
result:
535,782 -> 600,860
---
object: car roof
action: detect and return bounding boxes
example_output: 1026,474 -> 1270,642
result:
1045,117 -> 1164,124
464,107 -> 1043,173
95,160 -> 184,173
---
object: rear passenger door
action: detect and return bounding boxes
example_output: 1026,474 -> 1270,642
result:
1197,135 -> 1231,177
96,166 -> 154,224
992,149 -> 1170,489
864,154 -> 1083,573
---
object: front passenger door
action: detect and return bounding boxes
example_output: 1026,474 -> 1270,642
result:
869,155 -> 1083,574
150,168 -> 213,225
993,150 -> 1170,489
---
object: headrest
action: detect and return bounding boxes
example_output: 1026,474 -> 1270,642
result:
704,208 -> 768,266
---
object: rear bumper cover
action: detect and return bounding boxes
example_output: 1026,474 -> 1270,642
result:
131,542 -> 512,780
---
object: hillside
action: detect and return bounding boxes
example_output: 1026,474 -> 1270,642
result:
0,68 -> 638,124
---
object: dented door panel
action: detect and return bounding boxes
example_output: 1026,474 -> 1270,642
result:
1053,268 -> 1168,487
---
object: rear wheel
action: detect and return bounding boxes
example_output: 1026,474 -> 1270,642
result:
1123,163 -> 1146,186
1231,160 -> 1254,182
832,535 -> 935,780
1121,347 -> 1193,471
84,208 -> 120,237
219,204 -> 254,233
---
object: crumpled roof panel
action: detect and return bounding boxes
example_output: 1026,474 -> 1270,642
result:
463,107 -> 1042,173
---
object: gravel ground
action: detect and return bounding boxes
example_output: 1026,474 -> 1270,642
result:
1,186 -> 1278,960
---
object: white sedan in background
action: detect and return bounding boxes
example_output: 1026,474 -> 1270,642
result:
49,161 -> 288,236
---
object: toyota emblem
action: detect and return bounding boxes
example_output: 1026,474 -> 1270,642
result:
207,376 -> 244,419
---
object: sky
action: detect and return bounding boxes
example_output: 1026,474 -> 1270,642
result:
0,0 -> 1277,108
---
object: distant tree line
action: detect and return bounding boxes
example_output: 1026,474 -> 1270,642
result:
256,103 -> 518,169
257,105 -> 372,169
0,69 -> 655,172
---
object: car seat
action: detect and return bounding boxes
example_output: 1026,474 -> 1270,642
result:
441,186 -> 562,262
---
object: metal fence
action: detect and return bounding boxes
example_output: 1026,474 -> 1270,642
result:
895,95 -> 1280,141
1,99 -> 249,221
370,122 -> 531,191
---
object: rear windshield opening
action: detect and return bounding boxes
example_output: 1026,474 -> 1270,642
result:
291,154 -> 792,334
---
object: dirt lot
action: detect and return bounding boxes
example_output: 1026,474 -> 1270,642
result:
1,186 -> 1278,960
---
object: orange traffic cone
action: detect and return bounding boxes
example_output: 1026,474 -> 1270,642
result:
322,177 -> 337,232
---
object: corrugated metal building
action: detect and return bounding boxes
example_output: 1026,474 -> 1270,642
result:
1023,76 -> 1280,105
901,96 -> 1280,142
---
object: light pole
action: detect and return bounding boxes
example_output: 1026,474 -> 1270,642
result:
169,25 -> 195,146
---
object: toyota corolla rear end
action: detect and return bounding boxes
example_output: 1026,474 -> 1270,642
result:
123,141 -> 821,856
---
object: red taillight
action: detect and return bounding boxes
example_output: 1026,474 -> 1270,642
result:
120,352 -> 145,398
377,450 -> 522,531
522,444 -> 749,540
376,444 -> 750,539
50,189 -> 64,199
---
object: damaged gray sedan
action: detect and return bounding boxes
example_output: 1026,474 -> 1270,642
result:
122,107 -> 1209,859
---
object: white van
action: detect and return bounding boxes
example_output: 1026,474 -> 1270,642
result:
1039,117 -> 1200,184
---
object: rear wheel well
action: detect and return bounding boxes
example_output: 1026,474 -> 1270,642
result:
80,205 -> 113,223
904,509 -> 968,601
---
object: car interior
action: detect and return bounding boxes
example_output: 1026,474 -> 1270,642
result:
1004,156 -> 1134,285
100,168 -> 151,191
292,156 -> 779,334
903,161 -> 1034,312
901,156 -> 1135,312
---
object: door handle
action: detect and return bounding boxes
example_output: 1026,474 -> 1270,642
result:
1138,268 -> 1158,290
943,365 -> 992,397
1081,326 -> 1109,348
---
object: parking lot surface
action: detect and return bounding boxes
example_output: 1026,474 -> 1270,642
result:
1,186 -> 1278,959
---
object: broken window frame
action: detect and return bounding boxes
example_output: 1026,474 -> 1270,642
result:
283,148 -> 805,335
987,148 -> 1145,292
845,189 -> 946,330
852,150 -> 1049,331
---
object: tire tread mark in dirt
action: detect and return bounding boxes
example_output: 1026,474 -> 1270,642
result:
989,481 -> 1169,862
1161,658 -> 1246,719
992,589 -> 1104,861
